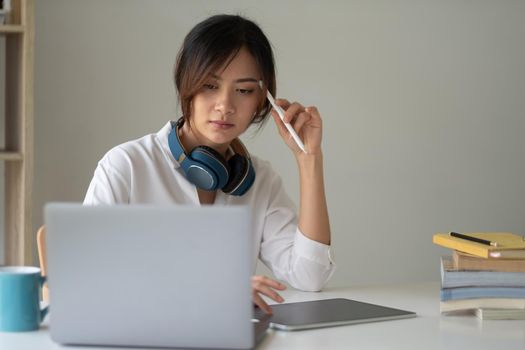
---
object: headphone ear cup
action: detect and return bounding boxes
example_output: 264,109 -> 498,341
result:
223,154 -> 255,196
189,146 -> 230,189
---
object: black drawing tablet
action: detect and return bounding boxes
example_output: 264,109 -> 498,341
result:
257,298 -> 416,331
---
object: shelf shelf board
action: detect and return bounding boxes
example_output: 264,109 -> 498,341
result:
0,151 -> 23,161
0,25 -> 25,34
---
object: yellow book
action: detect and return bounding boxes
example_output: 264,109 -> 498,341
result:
433,232 -> 525,259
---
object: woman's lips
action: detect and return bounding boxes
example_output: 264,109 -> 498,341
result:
209,120 -> 234,129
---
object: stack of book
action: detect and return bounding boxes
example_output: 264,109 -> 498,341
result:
433,232 -> 525,319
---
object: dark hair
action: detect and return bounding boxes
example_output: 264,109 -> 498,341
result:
174,14 -> 276,127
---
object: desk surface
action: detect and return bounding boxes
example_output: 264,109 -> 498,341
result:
1,282 -> 524,350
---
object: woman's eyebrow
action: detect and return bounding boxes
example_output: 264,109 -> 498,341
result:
235,78 -> 259,83
211,74 -> 258,83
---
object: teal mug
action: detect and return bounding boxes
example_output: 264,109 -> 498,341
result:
0,266 -> 49,332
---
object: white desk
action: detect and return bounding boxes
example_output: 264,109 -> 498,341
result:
1,282 -> 524,350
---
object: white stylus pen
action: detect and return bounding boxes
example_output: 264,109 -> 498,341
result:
265,90 -> 307,154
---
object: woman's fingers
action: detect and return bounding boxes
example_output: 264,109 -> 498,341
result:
253,292 -> 272,314
257,284 -> 285,303
252,276 -> 287,314
271,98 -> 323,153
272,112 -> 288,138
252,276 -> 286,302
305,105 -> 321,120
275,98 -> 291,111
293,111 -> 311,135
252,275 -> 286,291
305,106 -> 322,129
282,102 -> 304,124
275,100 -> 313,132
272,100 -> 307,132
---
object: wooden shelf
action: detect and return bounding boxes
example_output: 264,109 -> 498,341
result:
2,0 -> 34,266
0,151 -> 23,161
0,25 -> 25,34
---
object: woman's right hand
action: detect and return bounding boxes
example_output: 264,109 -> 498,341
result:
252,275 -> 286,314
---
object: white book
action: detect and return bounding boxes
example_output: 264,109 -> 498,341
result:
475,308 -> 525,320
440,298 -> 525,313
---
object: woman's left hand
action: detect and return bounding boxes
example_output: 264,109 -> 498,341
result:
271,99 -> 323,156
252,275 -> 286,314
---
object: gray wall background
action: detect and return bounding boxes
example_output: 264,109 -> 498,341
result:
2,0 -> 525,287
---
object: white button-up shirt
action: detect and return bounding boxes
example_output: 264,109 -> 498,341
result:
84,121 -> 335,291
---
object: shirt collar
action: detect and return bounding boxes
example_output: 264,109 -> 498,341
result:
157,120 -> 181,169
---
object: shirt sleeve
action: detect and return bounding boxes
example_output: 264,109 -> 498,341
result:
83,148 -> 131,205
258,167 -> 336,292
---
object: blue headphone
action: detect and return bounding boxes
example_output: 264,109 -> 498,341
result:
168,118 -> 256,196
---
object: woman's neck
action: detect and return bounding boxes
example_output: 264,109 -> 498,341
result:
179,120 -> 229,156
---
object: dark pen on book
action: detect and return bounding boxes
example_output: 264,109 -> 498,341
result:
449,232 -> 499,247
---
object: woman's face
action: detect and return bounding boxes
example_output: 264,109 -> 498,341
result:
189,46 -> 262,149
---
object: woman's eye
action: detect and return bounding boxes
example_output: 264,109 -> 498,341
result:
203,83 -> 218,90
237,88 -> 254,95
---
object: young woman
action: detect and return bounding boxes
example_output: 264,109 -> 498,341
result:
84,14 -> 335,314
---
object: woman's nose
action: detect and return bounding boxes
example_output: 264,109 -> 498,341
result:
214,88 -> 235,116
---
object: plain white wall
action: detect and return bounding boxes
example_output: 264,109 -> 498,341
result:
14,0 -> 525,286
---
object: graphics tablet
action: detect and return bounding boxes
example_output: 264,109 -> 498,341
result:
256,298 -> 416,331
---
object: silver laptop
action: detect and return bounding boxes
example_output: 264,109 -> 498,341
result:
45,203 -> 268,349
